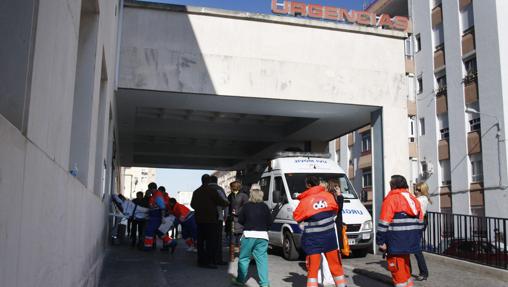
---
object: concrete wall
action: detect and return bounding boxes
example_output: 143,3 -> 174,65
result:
119,4 -> 411,194
0,0 -> 120,286
476,0 -> 508,218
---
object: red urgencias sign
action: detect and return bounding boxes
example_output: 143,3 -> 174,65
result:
271,0 -> 409,32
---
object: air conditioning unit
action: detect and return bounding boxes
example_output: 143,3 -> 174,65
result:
421,160 -> 434,179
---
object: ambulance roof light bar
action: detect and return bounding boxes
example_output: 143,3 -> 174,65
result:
274,151 -> 331,159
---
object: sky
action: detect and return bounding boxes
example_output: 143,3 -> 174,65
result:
155,168 -> 214,197
146,0 -> 368,196
140,0 -> 368,14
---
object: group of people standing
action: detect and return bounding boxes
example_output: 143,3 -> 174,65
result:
116,173 -> 432,287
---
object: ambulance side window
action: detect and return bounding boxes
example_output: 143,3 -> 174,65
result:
273,177 -> 287,203
259,177 -> 270,201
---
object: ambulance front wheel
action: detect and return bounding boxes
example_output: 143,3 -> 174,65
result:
282,231 -> 299,261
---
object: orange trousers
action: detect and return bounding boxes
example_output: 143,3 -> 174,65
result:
306,250 -> 346,287
386,255 -> 414,287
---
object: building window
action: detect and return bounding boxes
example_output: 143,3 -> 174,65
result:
433,24 -> 444,49
419,118 -> 426,136
361,133 -> 371,153
408,116 -> 416,142
466,102 -> 480,132
405,37 -> 414,57
438,114 -> 449,140
417,76 -> 423,94
415,34 -> 421,53
460,1 -> 474,32
436,73 -> 447,96
470,154 -> 483,182
362,169 -> 372,188
440,128 -> 450,140
469,118 -> 481,132
439,159 -> 451,186
464,57 -> 477,76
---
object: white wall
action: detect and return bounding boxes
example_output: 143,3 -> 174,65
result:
120,4 -> 410,194
0,0 -> 121,286
476,0 -> 508,218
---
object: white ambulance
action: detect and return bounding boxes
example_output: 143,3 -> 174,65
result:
260,152 -> 373,260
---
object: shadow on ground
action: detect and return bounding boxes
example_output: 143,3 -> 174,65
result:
99,244 -> 234,287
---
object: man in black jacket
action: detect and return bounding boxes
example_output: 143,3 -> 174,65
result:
190,174 -> 229,268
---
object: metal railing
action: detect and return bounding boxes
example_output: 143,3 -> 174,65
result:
423,212 -> 508,269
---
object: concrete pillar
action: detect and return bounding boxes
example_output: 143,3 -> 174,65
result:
371,109 -> 385,253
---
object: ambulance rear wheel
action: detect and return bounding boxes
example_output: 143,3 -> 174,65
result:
282,231 -> 299,261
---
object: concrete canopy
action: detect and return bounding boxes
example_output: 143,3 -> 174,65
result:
118,0 -> 410,190
118,88 -> 378,169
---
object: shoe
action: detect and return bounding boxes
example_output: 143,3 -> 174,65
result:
231,278 -> 244,286
191,247 -> 198,252
186,246 -> 194,252
415,275 -> 428,281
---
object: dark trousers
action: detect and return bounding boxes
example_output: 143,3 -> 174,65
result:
336,222 -> 343,250
131,219 -> 145,247
215,220 -> 224,263
414,252 -> 429,276
197,223 -> 219,265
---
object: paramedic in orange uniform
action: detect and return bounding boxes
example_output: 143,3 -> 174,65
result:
376,175 -> 425,287
293,176 -> 347,287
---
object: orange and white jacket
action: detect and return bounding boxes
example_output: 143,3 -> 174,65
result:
376,188 -> 424,254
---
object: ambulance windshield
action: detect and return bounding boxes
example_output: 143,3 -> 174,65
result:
285,173 -> 358,199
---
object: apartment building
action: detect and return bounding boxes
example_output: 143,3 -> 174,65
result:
122,167 -> 157,198
361,0 -> 508,218
212,170 -> 238,195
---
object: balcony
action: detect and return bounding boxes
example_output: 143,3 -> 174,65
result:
438,139 -> 449,160
470,182 -> 484,207
358,153 -> 372,169
405,57 -> 415,74
432,5 -> 443,28
436,94 -> 448,114
407,100 -> 417,116
462,29 -> 475,55
434,48 -> 446,71
409,141 -> 417,158
440,186 -> 452,209
467,131 -> 481,155
464,80 -> 478,104
460,0 -> 472,10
